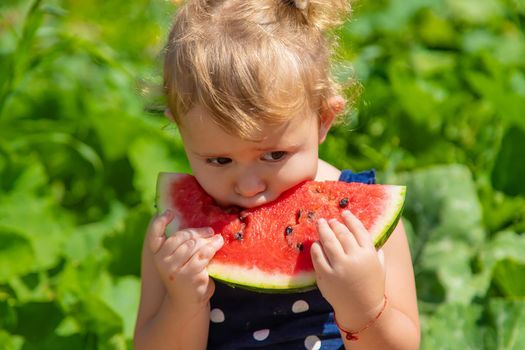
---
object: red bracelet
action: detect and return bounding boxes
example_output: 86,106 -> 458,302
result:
334,295 -> 388,341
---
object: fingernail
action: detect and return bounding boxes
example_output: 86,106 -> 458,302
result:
205,227 -> 214,236
328,218 -> 338,225
163,209 -> 172,217
187,239 -> 196,248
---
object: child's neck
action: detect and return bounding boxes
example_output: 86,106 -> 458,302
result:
315,158 -> 341,181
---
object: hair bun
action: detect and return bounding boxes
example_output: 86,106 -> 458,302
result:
293,0 -> 309,10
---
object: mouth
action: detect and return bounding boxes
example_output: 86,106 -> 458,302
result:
238,193 -> 279,209
216,194 -> 277,210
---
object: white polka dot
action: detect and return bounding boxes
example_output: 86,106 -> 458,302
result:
304,335 -> 321,350
210,308 -> 225,323
292,299 -> 310,313
253,329 -> 270,341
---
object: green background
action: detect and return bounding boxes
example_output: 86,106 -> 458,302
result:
1,0 -> 525,348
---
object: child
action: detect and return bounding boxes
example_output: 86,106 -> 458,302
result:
134,0 -> 420,349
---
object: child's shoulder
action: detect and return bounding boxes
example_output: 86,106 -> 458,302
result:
315,158 -> 341,181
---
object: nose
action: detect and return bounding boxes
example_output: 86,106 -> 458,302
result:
234,172 -> 266,198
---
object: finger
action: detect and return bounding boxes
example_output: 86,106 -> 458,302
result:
310,241 -> 332,273
341,210 -> 374,248
182,234 -> 224,275
165,236 -> 198,267
316,218 -> 344,265
147,209 -> 176,253
158,227 -> 214,258
167,231 -> 219,267
327,218 -> 359,254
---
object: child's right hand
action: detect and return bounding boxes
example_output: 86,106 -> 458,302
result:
146,209 -> 224,313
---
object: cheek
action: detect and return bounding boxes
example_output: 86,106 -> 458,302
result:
275,154 -> 318,189
187,161 -> 226,196
193,173 -> 232,206
193,169 -> 224,193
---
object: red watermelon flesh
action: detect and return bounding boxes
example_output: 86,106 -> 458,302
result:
157,172 -> 405,292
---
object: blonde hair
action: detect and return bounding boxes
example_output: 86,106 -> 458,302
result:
164,0 -> 351,139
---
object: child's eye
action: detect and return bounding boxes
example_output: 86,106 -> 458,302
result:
207,157 -> 232,165
261,151 -> 287,161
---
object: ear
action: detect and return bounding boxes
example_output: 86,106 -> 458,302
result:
318,95 -> 346,143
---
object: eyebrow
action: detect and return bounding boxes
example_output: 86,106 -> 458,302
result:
189,150 -> 227,158
254,143 -> 301,152
190,143 -> 300,158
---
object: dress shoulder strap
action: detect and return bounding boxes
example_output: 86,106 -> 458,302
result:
338,169 -> 376,184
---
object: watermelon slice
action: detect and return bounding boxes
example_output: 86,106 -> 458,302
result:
156,172 -> 405,292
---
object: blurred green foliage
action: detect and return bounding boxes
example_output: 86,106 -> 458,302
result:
0,0 -> 524,348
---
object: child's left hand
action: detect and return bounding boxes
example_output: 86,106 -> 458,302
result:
310,210 -> 386,329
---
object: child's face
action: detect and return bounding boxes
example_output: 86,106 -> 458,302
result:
178,105 -> 324,209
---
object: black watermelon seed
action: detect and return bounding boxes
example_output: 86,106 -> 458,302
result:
296,242 -> 304,252
307,211 -> 315,219
234,232 -> 243,240
285,226 -> 293,235
339,198 -> 349,208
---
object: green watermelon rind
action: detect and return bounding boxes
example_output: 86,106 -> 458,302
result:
207,266 -> 318,293
370,185 -> 406,248
156,172 -> 406,293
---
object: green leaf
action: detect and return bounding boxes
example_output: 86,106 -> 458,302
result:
97,276 -> 141,339
416,9 -> 458,49
12,301 -> 63,343
488,299 -> 525,350
466,70 -> 525,130
55,261 -> 135,340
394,164 -> 484,253
88,105 -> 144,161
0,161 -> 73,270
72,295 -> 123,340
0,0 -> 45,117
493,259 -> 525,297
104,205 -> 151,277
446,0 -> 504,24
64,201 -> 127,264
55,258 -> 112,305
411,49 -> 456,77
389,62 -> 445,126
480,231 -> 525,269
0,330 -> 23,350
472,231 -> 525,301
0,297 -> 17,331
19,334 -> 86,350
0,191 -> 69,270
128,137 -> 190,205
492,126 -> 525,196
0,230 -> 34,282
415,269 -> 446,304
421,303 -> 485,350
56,266 -> 124,340
393,165 -> 486,303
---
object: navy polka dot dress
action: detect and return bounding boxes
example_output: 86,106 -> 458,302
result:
207,169 -> 376,350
